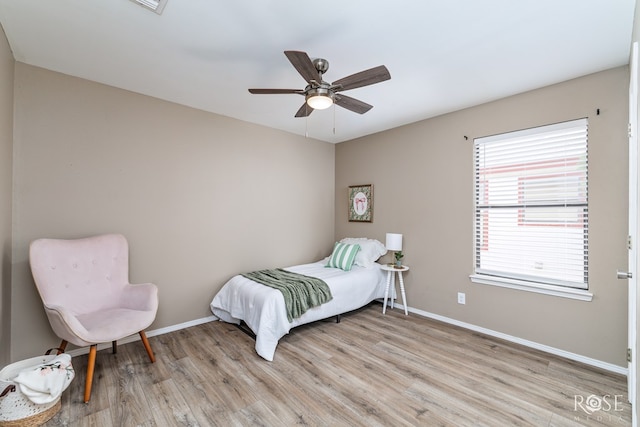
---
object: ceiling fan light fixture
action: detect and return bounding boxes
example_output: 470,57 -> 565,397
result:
306,95 -> 333,110
306,87 -> 334,110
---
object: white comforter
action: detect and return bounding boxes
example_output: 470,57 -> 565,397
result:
210,261 -> 390,361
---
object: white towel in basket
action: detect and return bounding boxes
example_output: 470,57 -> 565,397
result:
12,353 -> 74,404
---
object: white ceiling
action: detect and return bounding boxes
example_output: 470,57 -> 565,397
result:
0,0 -> 636,143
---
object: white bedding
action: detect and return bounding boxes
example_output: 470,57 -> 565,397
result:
210,260 -> 390,361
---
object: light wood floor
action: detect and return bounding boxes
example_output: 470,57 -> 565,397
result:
43,303 -> 631,426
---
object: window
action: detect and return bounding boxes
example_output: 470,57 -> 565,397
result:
472,118 -> 589,298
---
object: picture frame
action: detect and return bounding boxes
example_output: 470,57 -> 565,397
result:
348,184 -> 373,222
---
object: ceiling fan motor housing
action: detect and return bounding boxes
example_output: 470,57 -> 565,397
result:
306,85 -> 333,99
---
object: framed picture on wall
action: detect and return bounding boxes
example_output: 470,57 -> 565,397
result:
348,184 -> 373,222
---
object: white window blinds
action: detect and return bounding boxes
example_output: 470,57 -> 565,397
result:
474,118 -> 588,289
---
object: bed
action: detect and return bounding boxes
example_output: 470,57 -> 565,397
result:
209,238 -> 391,361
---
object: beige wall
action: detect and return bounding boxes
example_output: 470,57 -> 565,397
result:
10,63 -> 335,360
0,24 -> 13,368
336,67 -> 629,366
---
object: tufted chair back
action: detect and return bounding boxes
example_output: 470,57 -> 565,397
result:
30,234 -> 130,316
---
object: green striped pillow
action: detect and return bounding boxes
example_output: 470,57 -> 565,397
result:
326,242 -> 361,271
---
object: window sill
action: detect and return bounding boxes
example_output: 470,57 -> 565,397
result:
469,274 -> 593,301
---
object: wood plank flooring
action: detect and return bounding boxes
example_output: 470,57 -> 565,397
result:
43,303 -> 631,426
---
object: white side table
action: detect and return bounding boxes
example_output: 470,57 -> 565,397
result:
380,264 -> 409,315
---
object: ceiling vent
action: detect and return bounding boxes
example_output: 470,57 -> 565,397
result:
130,0 -> 168,15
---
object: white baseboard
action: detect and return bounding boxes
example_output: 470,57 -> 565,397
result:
65,315 -> 218,357
387,302 -> 627,376
68,305 -> 626,377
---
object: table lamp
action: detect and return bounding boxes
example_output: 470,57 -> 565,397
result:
385,233 -> 403,268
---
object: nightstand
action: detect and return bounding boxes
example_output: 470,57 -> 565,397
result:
380,264 -> 409,315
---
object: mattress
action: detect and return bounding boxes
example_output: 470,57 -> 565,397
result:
210,260 -> 390,361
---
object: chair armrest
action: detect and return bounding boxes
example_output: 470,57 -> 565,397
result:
43,304 -> 91,344
120,283 -> 159,312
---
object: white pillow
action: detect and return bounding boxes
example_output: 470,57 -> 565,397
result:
339,238 -> 387,267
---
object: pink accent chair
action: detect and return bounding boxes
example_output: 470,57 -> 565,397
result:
29,233 -> 159,403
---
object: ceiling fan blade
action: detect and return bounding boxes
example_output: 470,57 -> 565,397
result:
334,94 -> 373,114
248,88 -> 304,94
284,50 -> 321,84
295,102 -> 313,118
332,65 -> 391,92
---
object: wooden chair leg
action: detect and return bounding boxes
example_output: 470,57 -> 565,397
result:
84,345 -> 97,403
112,340 -> 117,354
56,340 -> 68,355
139,331 -> 155,363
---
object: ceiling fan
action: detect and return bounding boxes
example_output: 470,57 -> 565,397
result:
248,50 -> 391,118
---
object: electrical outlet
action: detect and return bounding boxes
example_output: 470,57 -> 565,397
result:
457,292 -> 466,305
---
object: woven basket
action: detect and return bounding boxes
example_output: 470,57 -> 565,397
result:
0,398 -> 60,427
0,354 -> 65,427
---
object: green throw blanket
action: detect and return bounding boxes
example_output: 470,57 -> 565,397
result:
242,268 -> 333,322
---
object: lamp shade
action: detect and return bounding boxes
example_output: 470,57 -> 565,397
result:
385,233 -> 403,251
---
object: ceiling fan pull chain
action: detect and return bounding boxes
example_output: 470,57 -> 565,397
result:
333,104 -> 336,135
